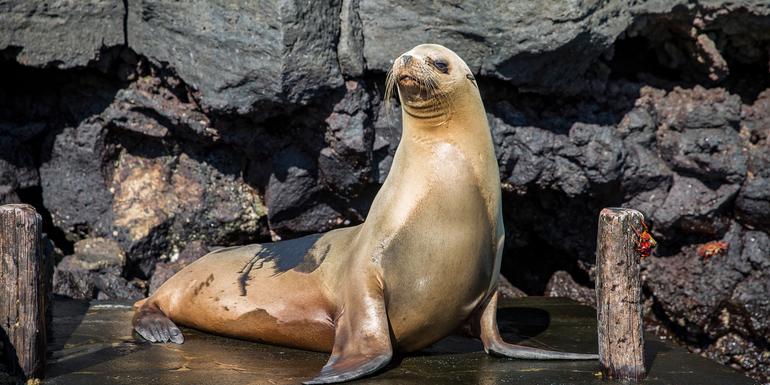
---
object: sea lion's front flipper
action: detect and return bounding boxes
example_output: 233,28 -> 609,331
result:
475,289 -> 598,360
304,279 -> 392,384
133,300 -> 184,344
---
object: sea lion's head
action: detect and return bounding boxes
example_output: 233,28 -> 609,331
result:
386,44 -> 477,119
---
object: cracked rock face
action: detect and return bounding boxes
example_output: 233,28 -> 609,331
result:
2,0 -> 770,382
53,237 -> 144,300
0,1 -> 125,68
644,225 -> 770,379
128,0 -> 344,112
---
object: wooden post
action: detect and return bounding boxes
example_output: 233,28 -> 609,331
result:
595,208 -> 645,380
0,204 -> 46,380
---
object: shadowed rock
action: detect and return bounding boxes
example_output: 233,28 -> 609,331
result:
545,271 -> 596,308
53,238 -> 144,300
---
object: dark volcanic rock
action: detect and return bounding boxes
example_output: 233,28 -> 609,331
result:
741,231 -> 770,272
319,80 -> 375,199
359,0 -> 634,92
358,1 -> 770,94
657,126 -> 747,185
108,147 -> 265,276
736,103 -> 770,231
37,71 -> 267,275
654,90 -> 748,186
743,90 -> 770,145
178,241 -> 212,264
149,240 -> 210,295
643,223 -> 750,335
0,1 -> 124,68
651,175 -> 739,239
729,272 -> 770,339
498,275 -> 527,300
736,177 -> 770,232
569,123 -> 626,186
655,87 -> 742,132
337,0 -> 365,77
266,146 -> 345,236
620,143 -> 673,216
545,271 -> 596,308
491,117 -> 589,197
128,0 -> 344,113
645,224 -> 770,382
372,101 -> 402,184
642,221 -> 770,358
40,122 -> 115,239
0,138 -> 38,204
0,185 -> 17,204
53,237 -> 143,300
105,76 -> 212,141
723,231 -> 770,341
705,333 -> 770,378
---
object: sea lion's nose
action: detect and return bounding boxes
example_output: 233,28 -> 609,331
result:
402,55 -> 413,65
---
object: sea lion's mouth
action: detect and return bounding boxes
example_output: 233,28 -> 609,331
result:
398,74 -> 419,87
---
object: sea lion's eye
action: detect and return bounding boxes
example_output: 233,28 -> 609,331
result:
433,59 -> 449,74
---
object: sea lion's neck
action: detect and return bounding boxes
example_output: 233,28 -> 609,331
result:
400,86 -> 501,203
401,90 -> 490,147
365,87 -> 501,241
400,100 -> 447,123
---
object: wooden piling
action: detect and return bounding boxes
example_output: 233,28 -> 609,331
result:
0,204 -> 46,380
595,208 -> 645,381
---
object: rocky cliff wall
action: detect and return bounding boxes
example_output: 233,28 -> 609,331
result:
1,1 -> 769,382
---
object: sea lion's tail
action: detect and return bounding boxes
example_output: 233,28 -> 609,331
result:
487,343 -> 599,360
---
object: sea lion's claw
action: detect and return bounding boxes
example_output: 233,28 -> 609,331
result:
168,325 -> 184,344
303,354 -> 391,384
132,301 -> 185,344
155,320 -> 171,342
134,324 -> 156,342
149,322 -> 161,342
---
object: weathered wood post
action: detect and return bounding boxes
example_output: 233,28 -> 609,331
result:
595,208 -> 645,380
0,204 -> 46,379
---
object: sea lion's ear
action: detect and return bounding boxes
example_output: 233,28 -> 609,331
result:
466,73 -> 477,88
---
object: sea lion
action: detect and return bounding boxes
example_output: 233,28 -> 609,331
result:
132,43 -> 598,384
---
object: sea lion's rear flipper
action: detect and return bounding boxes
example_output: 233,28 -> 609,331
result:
132,300 -> 184,344
475,290 -> 598,360
304,279 -> 392,384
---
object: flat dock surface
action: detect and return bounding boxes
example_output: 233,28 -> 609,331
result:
45,297 -> 755,384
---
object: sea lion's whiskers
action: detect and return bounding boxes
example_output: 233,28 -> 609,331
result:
384,67 -> 397,111
383,67 -> 400,131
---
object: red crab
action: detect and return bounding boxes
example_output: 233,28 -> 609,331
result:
697,241 -> 728,259
632,220 -> 657,259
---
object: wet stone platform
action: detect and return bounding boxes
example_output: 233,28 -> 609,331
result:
44,297 -> 754,385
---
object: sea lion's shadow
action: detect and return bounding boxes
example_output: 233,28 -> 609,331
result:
496,307 -> 551,344
410,307 -> 550,357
